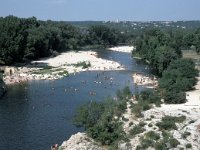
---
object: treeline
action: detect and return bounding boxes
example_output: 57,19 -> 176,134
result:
134,28 -> 198,103
0,16 -> 125,64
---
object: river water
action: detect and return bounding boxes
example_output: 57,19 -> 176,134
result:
0,49 -> 152,150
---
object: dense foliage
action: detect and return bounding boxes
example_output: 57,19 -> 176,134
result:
73,87 -> 132,146
159,59 -> 198,103
0,16 -> 124,64
134,28 -> 183,75
131,89 -> 161,117
134,28 -> 199,104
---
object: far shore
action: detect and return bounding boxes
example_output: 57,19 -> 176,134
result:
3,46 -> 134,85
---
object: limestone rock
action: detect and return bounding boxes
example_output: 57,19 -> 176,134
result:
60,132 -> 103,150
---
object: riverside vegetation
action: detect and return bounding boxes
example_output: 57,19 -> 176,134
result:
1,16 -> 200,149
0,16 -> 125,65
72,28 -> 199,149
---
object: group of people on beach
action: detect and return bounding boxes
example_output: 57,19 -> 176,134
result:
133,73 -> 157,87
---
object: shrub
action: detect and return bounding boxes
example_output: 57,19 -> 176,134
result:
156,117 -> 177,130
129,125 -> 145,137
150,115 -> 155,118
163,90 -> 186,104
131,104 -> 143,118
136,138 -> 154,150
138,121 -> 146,127
129,122 -> 134,127
159,59 -> 198,104
175,115 -> 186,122
145,131 -> 160,140
156,115 -> 186,130
131,101 -> 151,117
169,138 -> 180,148
186,143 -> 192,148
189,120 -> 195,124
73,87 -> 133,146
182,131 -> 191,139
74,61 -> 91,68
88,117 -> 125,145
140,90 -> 161,106
155,141 -> 167,150
148,123 -> 153,127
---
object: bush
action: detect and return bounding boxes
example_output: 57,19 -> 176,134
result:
139,90 -> 161,106
156,120 -> 177,130
129,122 -> 134,127
138,121 -> 146,127
186,143 -> 192,148
136,138 -> 153,150
148,123 -> 153,127
131,101 -> 151,118
88,115 -> 125,145
73,87 -> 132,146
163,90 -> 186,104
74,61 -> 91,69
155,141 -> 167,150
182,131 -> 191,139
131,104 -> 143,118
159,59 -> 198,104
156,116 -> 185,130
145,131 -> 160,140
129,125 -> 145,137
131,90 -> 161,118
169,138 -> 180,148
189,120 -> 195,124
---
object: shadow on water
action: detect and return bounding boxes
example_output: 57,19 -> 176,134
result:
0,50 -> 153,150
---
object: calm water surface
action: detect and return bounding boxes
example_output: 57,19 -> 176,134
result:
0,49 -> 152,150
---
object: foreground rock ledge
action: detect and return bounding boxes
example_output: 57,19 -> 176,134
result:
60,132 -> 103,150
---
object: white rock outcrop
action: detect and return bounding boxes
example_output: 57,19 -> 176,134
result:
60,132 -> 104,150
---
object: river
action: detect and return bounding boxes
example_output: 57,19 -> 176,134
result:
0,49 -> 153,150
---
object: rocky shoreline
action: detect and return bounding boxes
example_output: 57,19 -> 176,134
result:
2,46 -> 133,85
57,77 -> 200,150
58,132 -> 104,150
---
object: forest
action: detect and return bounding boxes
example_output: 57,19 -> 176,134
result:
0,16 -> 125,65
134,28 -> 199,103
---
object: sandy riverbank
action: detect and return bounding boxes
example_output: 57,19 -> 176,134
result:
3,46 -> 133,85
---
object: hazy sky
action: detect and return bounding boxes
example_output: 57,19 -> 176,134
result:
1,0 -> 200,21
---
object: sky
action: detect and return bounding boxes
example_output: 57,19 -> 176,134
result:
0,0 -> 200,21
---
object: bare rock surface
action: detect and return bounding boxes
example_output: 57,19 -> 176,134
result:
60,132 -> 104,150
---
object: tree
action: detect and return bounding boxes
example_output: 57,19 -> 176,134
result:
159,59 -> 198,104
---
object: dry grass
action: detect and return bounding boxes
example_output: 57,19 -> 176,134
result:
182,50 -> 200,71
